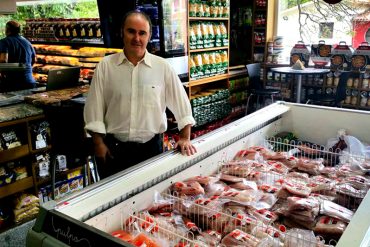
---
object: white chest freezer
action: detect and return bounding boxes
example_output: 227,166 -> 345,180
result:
26,102 -> 370,247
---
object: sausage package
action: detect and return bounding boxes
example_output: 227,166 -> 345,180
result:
330,41 -> 353,71
352,42 -> 370,73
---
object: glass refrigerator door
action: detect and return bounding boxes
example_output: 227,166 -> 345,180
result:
162,0 -> 187,56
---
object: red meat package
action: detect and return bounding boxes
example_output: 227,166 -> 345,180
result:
172,181 -> 205,196
320,200 -> 354,223
313,216 -> 347,235
221,229 -> 260,246
111,230 -> 134,243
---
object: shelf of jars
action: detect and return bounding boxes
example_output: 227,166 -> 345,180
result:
23,18 -> 104,45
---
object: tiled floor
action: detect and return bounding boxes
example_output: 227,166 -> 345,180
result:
0,219 -> 35,247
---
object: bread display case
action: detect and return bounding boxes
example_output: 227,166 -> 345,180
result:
26,102 -> 370,247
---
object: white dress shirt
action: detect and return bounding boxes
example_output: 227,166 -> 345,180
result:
84,51 -> 195,143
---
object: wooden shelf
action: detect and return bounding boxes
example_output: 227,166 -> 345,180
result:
30,145 -> 52,155
0,145 -> 29,163
35,166 -> 83,186
0,177 -> 34,199
189,46 -> 229,53
187,74 -> 229,87
189,17 -> 228,21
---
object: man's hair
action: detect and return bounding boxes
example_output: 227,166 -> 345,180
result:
6,20 -> 21,35
121,10 -> 152,37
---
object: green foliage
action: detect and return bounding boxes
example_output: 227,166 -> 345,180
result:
285,0 -> 311,9
0,1 -> 98,38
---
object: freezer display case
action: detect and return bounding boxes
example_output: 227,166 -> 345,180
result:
26,102 -> 370,247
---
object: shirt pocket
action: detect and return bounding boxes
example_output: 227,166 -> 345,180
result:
143,84 -> 162,107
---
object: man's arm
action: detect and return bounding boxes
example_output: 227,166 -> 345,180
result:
0,52 -> 8,63
175,124 -> 197,156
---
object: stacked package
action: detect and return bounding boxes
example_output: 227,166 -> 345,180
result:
191,88 -> 231,127
13,194 -> 39,224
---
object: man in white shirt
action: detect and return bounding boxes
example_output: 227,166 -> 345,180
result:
84,10 -> 196,179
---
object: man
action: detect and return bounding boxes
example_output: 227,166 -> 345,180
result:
0,20 -> 36,92
84,11 -> 197,179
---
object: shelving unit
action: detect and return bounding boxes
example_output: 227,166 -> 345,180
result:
0,113 -> 46,200
251,0 -> 268,63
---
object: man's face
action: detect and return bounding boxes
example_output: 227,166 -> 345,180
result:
122,14 -> 151,59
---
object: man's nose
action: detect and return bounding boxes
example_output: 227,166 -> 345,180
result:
133,33 -> 140,41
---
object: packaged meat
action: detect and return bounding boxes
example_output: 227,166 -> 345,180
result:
220,189 -> 262,206
283,180 -> 311,197
221,162 -> 252,177
184,176 -> 216,186
205,181 -> 227,196
250,209 -> 278,224
221,229 -> 260,246
320,200 -> 354,223
284,228 -> 317,247
267,160 -> 289,174
197,230 -> 222,246
111,230 -> 134,243
219,174 -> 244,183
172,181 -> 205,196
279,156 -> 299,169
287,196 -> 320,211
314,216 -> 347,235
233,149 -> 260,161
131,232 -> 164,247
229,180 -> 258,191
223,212 -> 260,233
297,158 -> 325,175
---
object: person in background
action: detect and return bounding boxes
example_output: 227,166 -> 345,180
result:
84,11 -> 197,179
0,20 -> 36,92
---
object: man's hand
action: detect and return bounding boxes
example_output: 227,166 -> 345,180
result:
91,132 -> 111,162
175,124 -> 197,156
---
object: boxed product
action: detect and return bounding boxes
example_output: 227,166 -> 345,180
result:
330,41 -> 353,71
290,41 -> 310,66
352,42 -> 370,73
311,40 -> 332,67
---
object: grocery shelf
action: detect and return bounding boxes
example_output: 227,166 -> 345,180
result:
0,177 -> 34,199
0,145 -> 29,164
189,46 -> 228,53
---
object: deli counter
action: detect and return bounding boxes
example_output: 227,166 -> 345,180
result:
26,102 -> 370,247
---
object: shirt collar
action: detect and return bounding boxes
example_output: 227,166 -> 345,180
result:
116,49 -> 152,68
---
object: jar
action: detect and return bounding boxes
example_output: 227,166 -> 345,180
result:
346,77 -> 353,87
351,90 -> 358,105
353,78 -> 360,88
360,91 -> 367,107
362,78 -> 369,89
334,77 -> 340,86
326,76 -> 333,86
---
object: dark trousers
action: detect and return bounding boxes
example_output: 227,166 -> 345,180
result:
96,134 -> 163,179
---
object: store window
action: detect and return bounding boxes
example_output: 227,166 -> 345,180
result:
0,0 -> 98,39
276,0 -> 369,63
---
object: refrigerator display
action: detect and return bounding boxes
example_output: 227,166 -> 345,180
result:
27,103 -> 370,247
